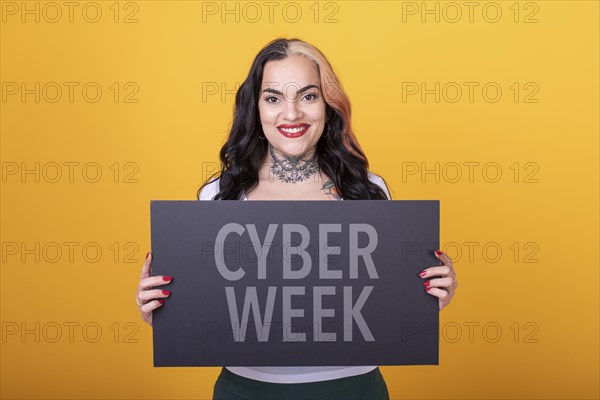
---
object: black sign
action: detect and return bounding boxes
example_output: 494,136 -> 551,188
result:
151,200 -> 439,366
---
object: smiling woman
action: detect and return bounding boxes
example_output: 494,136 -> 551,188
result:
135,37 -> 459,400
259,56 -> 326,157
200,37 -> 391,202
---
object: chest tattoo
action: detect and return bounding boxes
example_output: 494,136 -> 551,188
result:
321,180 -> 342,200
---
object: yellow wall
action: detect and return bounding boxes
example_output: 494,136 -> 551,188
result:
1,1 -> 598,399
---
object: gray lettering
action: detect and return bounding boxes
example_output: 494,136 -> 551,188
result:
215,223 -> 246,281
319,224 -> 342,279
282,224 -> 311,279
245,224 -> 278,279
349,224 -> 379,279
225,286 -> 277,342
282,286 -> 306,342
313,286 -> 337,342
343,286 -> 375,341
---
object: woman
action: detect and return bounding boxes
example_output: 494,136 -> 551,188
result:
136,37 -> 458,400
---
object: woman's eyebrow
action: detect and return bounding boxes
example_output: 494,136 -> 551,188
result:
262,84 -> 319,95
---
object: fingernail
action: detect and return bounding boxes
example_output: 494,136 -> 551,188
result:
419,270 -> 427,277
146,251 -> 150,260
162,276 -> 173,282
435,250 -> 442,256
158,299 -> 165,304
162,290 -> 171,296
423,281 -> 430,287
426,287 -> 431,291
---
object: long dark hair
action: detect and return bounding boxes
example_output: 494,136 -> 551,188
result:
197,38 -> 388,200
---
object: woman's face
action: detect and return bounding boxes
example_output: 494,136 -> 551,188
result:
258,55 -> 326,159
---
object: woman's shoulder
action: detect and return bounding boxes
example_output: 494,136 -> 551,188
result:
198,177 -> 220,201
367,171 -> 384,186
367,171 -> 392,200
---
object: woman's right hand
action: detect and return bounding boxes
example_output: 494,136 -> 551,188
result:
136,252 -> 172,326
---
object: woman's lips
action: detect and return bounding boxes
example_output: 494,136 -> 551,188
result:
277,124 -> 310,138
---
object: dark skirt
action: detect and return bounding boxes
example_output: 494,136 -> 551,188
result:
212,367 -> 390,400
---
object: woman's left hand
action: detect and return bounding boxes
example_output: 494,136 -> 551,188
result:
419,250 -> 458,310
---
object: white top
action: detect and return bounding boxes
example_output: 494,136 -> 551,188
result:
198,171 -> 391,202
197,171 -> 391,383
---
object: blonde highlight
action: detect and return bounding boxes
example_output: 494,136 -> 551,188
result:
284,40 -> 369,165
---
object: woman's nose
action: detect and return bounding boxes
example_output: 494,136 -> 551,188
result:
283,99 -> 302,120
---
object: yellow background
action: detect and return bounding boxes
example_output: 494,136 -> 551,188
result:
1,1 -> 598,399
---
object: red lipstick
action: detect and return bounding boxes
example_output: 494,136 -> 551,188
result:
277,124 -> 310,138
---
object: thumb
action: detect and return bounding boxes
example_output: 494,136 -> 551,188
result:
140,251 -> 152,279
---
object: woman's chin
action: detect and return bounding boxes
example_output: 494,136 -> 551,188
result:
271,142 -> 315,160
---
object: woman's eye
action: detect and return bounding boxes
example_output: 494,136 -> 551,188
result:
265,93 -> 318,103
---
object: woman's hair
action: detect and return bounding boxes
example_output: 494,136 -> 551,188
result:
197,37 -> 389,200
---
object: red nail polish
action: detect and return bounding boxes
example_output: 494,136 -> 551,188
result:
146,251 -> 150,259
162,276 -> 173,282
162,290 -> 170,296
419,271 -> 427,277
426,287 -> 431,291
435,250 -> 442,256
423,281 -> 430,287
158,299 -> 165,304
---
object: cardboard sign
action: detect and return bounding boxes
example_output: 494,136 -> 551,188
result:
150,200 -> 440,366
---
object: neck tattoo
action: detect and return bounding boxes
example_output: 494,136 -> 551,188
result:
269,144 -> 319,183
